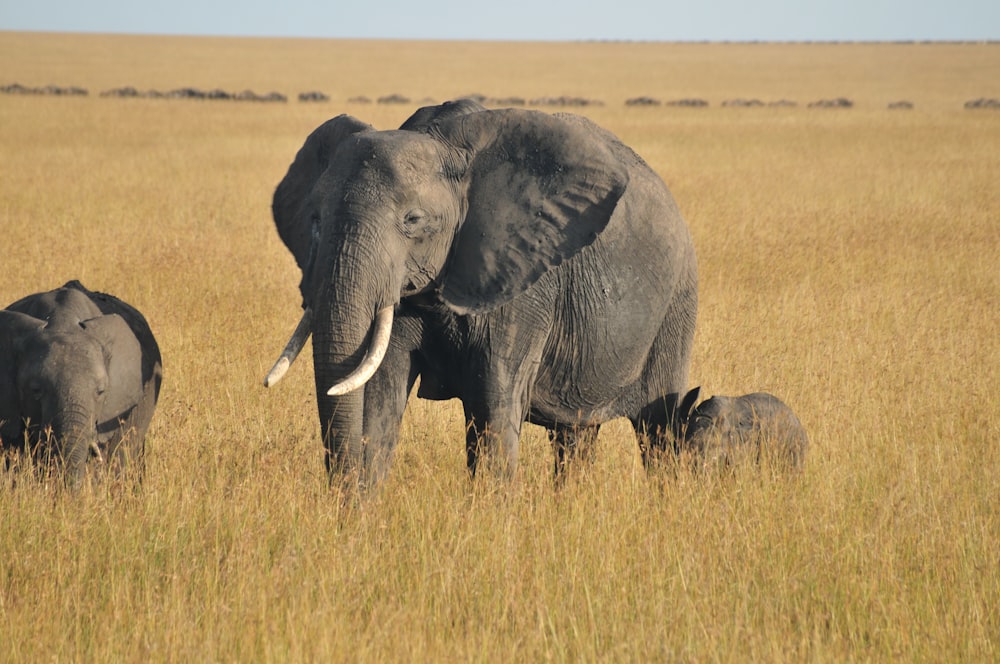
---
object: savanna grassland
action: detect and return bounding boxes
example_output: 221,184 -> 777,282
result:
1,32 -> 998,661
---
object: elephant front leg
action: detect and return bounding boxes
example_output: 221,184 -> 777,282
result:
464,407 -> 522,479
460,307 -> 550,480
358,350 -> 419,490
462,364 -> 546,479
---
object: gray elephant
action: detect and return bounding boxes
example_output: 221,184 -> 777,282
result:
0,281 -> 162,485
674,387 -> 808,470
265,99 -> 698,487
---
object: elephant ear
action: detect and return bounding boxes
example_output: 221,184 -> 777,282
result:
677,386 -> 702,439
663,386 -> 701,441
78,282 -> 163,394
0,311 -> 44,442
679,387 -> 701,422
272,115 -> 374,271
434,109 -> 629,314
81,314 -> 143,425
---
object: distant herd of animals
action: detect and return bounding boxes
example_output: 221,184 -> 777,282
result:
7,97 -> 823,491
4,83 -> 1000,110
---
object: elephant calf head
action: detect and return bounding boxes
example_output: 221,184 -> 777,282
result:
675,387 -> 808,470
1,282 -> 159,485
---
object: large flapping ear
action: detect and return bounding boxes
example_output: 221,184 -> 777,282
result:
272,115 -> 374,270
0,311 -> 45,439
73,282 -> 162,389
432,109 -> 629,315
81,314 -> 143,425
72,281 -> 162,393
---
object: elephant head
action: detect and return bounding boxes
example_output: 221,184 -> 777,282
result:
265,100 -> 630,472
0,288 -> 144,485
675,387 -> 809,469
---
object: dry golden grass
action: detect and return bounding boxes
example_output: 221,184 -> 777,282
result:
1,33 -> 998,661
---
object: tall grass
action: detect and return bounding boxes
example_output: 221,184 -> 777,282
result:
1,34 -> 998,661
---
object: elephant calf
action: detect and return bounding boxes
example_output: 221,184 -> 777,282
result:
674,387 -> 808,470
0,280 -> 162,485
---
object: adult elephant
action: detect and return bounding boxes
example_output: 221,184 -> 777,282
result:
0,281 -> 162,485
265,99 -> 697,487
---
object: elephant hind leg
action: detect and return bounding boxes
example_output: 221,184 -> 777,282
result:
628,280 -> 697,468
631,393 -> 687,469
549,424 -> 599,482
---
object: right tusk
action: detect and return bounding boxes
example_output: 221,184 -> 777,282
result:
264,307 -> 313,387
326,306 -> 394,396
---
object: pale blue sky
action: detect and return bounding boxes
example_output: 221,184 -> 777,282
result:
1,0 -> 997,41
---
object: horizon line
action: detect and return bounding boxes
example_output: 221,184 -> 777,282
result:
2,28 -> 998,45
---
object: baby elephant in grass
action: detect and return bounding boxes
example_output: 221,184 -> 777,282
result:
675,387 -> 808,471
0,281 -> 162,487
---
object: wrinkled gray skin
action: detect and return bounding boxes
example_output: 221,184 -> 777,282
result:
675,387 -> 808,470
268,99 -> 698,488
0,281 -> 162,485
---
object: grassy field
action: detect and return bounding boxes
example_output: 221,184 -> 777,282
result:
1,33 -> 998,661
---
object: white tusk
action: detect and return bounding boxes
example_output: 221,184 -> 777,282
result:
326,306 -> 394,396
89,440 -> 105,465
264,307 -> 313,387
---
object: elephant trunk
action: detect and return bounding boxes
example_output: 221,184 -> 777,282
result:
51,405 -> 95,486
312,291 -> 390,473
304,217 -> 403,478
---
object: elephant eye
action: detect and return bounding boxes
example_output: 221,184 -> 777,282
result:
402,209 -> 439,239
403,209 -> 426,226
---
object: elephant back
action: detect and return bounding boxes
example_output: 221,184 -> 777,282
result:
5,282 -> 102,325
